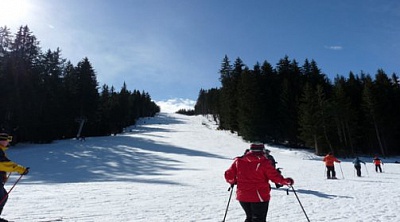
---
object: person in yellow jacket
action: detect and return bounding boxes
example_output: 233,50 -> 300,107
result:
0,133 -> 29,222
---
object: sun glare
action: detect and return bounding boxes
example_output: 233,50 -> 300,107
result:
0,0 -> 31,24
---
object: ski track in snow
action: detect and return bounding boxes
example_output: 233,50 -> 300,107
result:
2,113 -> 400,221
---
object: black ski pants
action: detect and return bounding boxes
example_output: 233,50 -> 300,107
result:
326,166 -> 336,179
0,185 -> 8,215
375,165 -> 382,173
354,165 -> 362,177
239,201 -> 269,222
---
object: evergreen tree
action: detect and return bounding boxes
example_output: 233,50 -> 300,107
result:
36,48 -> 67,141
369,70 -> 398,154
62,61 -> 80,137
218,55 -> 234,130
362,75 -> 386,155
331,77 -> 357,154
97,84 -> 112,135
0,26 -> 12,55
315,84 -> 334,153
390,73 -> 400,154
275,56 -> 302,145
260,60 -> 279,142
74,57 -> 99,137
109,86 -> 121,134
0,26 -> 13,128
5,25 -> 41,142
237,67 -> 261,141
194,88 -> 220,123
118,82 -> 132,127
298,83 -> 322,154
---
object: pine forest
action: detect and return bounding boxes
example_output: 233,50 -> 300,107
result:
195,55 -> 400,156
0,26 -> 160,144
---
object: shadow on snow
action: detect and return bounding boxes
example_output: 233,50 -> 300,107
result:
9,113 -> 224,185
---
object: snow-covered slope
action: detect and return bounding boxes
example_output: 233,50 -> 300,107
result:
4,113 -> 400,221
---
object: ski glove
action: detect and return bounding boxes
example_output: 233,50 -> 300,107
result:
21,167 -> 29,175
285,177 -> 294,185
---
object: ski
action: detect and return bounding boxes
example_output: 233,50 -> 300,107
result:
37,219 -> 63,222
4,219 -> 62,222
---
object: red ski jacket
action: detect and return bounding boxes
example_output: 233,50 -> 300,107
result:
323,154 -> 340,167
224,151 -> 290,202
373,158 -> 382,165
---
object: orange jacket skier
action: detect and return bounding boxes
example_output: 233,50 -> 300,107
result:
373,156 -> 383,173
323,152 -> 341,179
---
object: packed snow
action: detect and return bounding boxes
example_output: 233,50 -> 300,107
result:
3,113 -> 400,221
155,98 -> 195,113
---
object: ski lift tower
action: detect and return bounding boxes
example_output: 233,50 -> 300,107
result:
75,116 -> 87,139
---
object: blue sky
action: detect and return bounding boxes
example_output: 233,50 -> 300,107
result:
1,0 -> 399,102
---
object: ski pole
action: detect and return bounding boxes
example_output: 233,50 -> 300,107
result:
289,185 -> 310,222
222,185 -> 234,222
339,163 -> 344,179
5,172 -> 12,184
364,163 -> 369,177
0,174 -> 24,206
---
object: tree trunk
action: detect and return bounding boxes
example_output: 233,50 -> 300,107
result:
373,121 -> 385,156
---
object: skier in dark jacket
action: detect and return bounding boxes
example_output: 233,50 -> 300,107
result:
264,149 -> 283,188
0,133 -> 29,222
225,143 -> 294,222
264,149 -> 276,168
352,157 -> 366,177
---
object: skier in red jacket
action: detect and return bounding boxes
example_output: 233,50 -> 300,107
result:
373,156 -> 383,173
224,143 -> 294,222
323,152 -> 341,179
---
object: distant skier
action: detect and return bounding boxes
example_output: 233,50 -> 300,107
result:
352,157 -> 366,177
0,133 -> 29,222
264,149 -> 283,188
224,143 -> 294,222
264,149 -> 277,168
323,152 -> 341,179
373,156 -> 383,173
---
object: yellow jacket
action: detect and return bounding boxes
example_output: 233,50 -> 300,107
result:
0,145 -> 27,174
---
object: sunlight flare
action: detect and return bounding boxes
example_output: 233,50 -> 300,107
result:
0,0 -> 31,23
